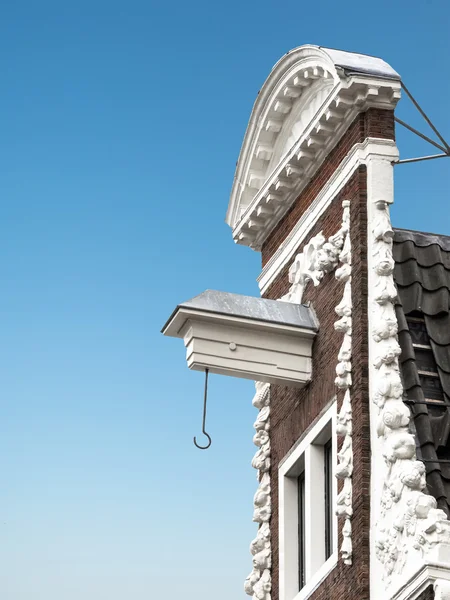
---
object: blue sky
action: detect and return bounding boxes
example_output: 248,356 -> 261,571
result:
1,1 -> 449,599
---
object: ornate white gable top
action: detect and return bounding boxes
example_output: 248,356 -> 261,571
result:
226,45 -> 401,250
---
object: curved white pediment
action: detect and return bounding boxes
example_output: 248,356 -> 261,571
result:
226,45 -> 401,249
268,77 -> 335,172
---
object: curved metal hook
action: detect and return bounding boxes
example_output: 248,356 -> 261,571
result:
193,368 -> 212,450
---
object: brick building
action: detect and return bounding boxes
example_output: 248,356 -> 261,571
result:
163,46 -> 450,599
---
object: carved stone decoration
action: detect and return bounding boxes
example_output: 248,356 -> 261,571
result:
334,200 -> 353,565
281,223 -> 346,304
434,579 -> 450,600
283,199 -> 354,565
369,199 -> 450,589
245,382 -> 272,599
245,201 -> 355,596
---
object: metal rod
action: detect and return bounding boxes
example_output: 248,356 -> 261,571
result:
395,153 -> 450,165
193,368 -> 212,450
394,117 -> 448,153
401,82 -> 450,152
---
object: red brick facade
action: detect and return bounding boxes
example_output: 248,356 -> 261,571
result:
261,109 -> 395,599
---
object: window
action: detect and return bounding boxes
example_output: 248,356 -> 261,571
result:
298,472 -> 306,590
324,439 -> 333,560
407,316 -> 444,403
279,403 -> 337,600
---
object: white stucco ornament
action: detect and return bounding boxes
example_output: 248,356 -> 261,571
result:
281,219 -> 346,304
245,382 -> 272,600
368,198 -> 450,590
285,200 -> 354,566
333,201 -> 353,565
245,200 -> 355,597
227,46 -> 401,251
283,200 -> 354,565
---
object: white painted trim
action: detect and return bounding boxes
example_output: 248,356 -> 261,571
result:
392,560 -> 450,600
278,397 -> 336,470
366,147 -> 399,600
231,85 -> 400,250
227,46 -> 341,228
258,138 -> 398,294
392,566 -> 433,600
227,45 -> 401,246
164,307 -> 317,338
366,145 -> 450,599
280,403 -> 336,474
279,402 -> 338,600
293,553 -> 338,600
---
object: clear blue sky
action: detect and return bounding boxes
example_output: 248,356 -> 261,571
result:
1,2 -> 449,599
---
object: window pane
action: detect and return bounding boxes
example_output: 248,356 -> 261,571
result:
407,318 -> 430,346
298,473 -> 305,591
324,439 -> 333,559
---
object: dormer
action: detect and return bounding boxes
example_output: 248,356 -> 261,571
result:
226,45 -> 401,250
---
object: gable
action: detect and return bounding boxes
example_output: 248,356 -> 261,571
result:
226,45 -> 401,250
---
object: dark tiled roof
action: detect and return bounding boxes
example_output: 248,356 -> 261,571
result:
394,228 -> 450,516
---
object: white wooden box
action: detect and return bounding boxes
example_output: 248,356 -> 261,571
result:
162,290 -> 318,388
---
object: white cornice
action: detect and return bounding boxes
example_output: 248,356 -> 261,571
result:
227,46 -> 339,228
390,557 -> 450,600
227,45 -> 401,251
258,138 -> 399,294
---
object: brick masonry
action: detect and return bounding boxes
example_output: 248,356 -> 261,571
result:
261,109 -> 395,599
261,108 -> 395,268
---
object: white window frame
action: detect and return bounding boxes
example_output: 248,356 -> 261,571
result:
279,402 -> 338,600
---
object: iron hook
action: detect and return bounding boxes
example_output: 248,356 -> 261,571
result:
193,368 -> 212,450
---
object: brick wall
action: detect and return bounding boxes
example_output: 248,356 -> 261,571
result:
262,108 -> 395,268
261,108 -> 395,600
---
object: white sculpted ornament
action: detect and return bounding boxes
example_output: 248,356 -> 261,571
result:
372,303 -> 398,342
245,201 -> 356,596
245,382 -> 273,598
253,569 -> 271,600
285,200 -> 355,565
369,197 -> 450,588
282,214 -> 347,304
333,200 -> 354,565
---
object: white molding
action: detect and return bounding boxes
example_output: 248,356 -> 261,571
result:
279,402 -> 338,600
391,559 -> 450,600
366,151 -> 450,599
258,138 -> 398,294
245,382 -> 272,600
293,553 -> 338,600
227,45 -> 400,249
227,46 -> 341,230
278,397 -> 336,471
165,307 -> 317,338
280,402 -> 336,475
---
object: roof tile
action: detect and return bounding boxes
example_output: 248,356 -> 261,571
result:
395,229 -> 450,516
